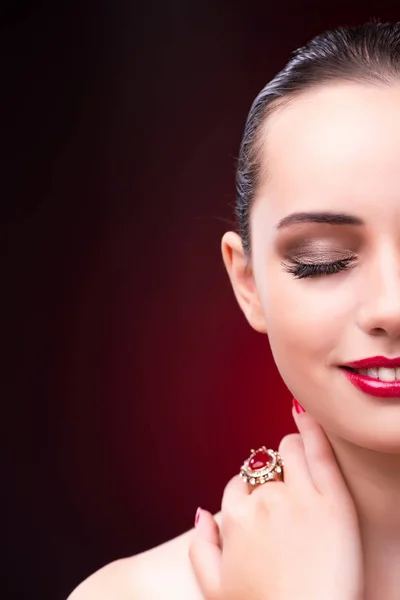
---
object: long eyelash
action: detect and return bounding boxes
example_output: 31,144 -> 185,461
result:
281,257 -> 356,280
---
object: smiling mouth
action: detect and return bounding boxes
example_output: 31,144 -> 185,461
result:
340,366 -> 400,382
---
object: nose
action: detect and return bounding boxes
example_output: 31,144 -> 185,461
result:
357,245 -> 400,340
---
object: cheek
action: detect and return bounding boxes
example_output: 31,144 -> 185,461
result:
257,266 -> 351,400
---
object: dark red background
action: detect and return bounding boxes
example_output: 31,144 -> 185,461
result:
3,2 -> 398,599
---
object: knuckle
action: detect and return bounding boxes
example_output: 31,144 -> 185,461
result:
278,432 -> 303,456
251,481 -> 286,514
222,499 -> 247,527
312,448 -> 331,468
304,435 -> 333,468
221,475 -> 243,510
221,475 -> 249,526
221,473 -> 241,498
251,492 -> 270,518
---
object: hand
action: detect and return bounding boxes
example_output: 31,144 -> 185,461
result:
189,402 -> 364,600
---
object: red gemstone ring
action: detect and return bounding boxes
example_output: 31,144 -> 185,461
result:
240,446 -> 284,487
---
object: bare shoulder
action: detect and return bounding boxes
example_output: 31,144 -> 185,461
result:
68,512 -> 221,600
67,556 -> 137,600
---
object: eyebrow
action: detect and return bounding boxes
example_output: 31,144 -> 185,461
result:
276,211 -> 364,230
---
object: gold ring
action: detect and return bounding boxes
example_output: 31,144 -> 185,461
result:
240,446 -> 284,487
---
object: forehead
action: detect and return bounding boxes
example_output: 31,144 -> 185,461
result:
257,82 -> 400,216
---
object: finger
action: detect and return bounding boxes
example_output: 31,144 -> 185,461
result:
196,508 -> 222,548
277,432 -> 315,493
189,508 -> 221,599
221,474 -> 249,515
220,471 -> 285,535
292,405 -> 349,497
218,474 -> 251,542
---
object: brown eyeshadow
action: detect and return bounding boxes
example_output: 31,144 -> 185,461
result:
275,224 -> 362,263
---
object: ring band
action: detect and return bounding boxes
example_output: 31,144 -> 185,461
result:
240,446 -> 284,487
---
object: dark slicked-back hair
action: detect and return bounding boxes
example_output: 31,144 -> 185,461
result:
236,21 -> 400,258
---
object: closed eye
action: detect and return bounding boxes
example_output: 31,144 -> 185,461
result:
281,257 -> 357,280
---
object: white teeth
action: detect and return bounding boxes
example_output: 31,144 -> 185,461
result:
367,367 -> 378,379
355,367 -> 400,381
376,368 -> 396,381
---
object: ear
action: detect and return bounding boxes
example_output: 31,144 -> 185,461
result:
221,231 -> 267,334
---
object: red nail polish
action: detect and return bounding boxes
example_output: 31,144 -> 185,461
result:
195,507 -> 201,527
293,398 -> 306,414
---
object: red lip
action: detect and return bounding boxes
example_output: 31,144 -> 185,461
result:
343,356 -> 400,368
341,368 -> 400,398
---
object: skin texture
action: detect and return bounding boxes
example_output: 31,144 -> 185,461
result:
69,82 -> 400,599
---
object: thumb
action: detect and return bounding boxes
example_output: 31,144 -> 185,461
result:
188,508 -> 222,599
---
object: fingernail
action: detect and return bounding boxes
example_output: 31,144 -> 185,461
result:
293,398 -> 306,414
195,507 -> 201,527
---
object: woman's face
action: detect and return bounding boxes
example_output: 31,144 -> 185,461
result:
223,82 -> 400,453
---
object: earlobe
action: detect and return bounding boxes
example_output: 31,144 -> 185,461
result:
247,300 -> 268,334
221,232 -> 267,334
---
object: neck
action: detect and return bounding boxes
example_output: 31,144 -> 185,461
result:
326,434 -> 400,598
326,433 -> 400,538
